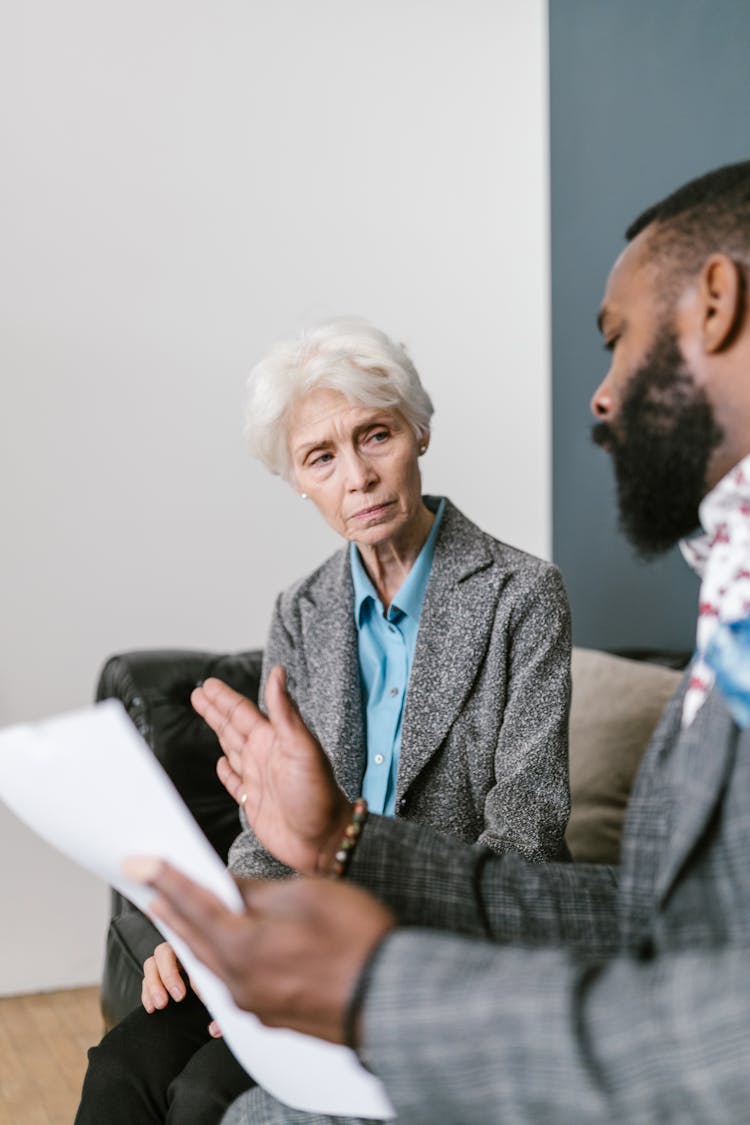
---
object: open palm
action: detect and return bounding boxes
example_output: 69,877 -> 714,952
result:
191,667 -> 351,875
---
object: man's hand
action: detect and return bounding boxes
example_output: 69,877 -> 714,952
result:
191,666 -> 352,875
124,859 -> 395,1046
141,941 -> 186,1012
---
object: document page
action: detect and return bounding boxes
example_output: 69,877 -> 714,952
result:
0,701 -> 393,1119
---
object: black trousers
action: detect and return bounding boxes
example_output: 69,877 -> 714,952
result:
75,990 -> 254,1124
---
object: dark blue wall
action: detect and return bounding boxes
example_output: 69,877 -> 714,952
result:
549,0 -> 750,652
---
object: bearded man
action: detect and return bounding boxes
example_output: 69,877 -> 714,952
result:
131,162 -> 750,1124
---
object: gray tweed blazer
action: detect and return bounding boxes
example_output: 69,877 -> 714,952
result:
224,678 -> 750,1125
229,497 -> 571,877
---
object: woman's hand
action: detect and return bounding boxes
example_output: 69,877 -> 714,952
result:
126,859 -> 395,1046
141,941 -> 186,1012
191,666 -> 353,876
141,941 -> 223,1036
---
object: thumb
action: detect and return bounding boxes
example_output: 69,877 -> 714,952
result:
264,665 -> 299,732
231,873 -> 265,911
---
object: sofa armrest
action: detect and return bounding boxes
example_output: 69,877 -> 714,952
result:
96,647 -> 263,1028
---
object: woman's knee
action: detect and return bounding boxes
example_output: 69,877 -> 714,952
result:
75,1024 -> 156,1123
77,1001 -> 210,1123
84,1025 -> 141,1091
165,1038 -> 254,1125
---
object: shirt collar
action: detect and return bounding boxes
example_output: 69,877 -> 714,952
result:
350,497 -> 446,624
680,452 -> 750,579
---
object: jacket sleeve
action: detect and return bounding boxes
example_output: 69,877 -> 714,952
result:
349,814 -> 620,955
360,932 -> 748,1124
480,563 -> 572,860
227,593 -> 296,880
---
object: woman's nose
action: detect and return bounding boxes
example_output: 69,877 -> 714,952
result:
345,450 -> 377,490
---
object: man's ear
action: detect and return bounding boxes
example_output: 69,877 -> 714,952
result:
699,253 -> 745,353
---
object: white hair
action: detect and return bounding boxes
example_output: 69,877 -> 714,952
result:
244,316 -> 434,480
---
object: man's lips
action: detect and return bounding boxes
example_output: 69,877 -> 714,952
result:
350,501 -> 396,521
591,422 -> 615,454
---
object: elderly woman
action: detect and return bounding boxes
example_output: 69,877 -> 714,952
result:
76,317 -> 571,1125
230,316 -> 571,872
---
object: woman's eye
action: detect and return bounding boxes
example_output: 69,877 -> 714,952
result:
368,430 -> 389,444
310,451 -> 333,467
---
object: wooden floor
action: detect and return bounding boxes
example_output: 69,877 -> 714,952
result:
0,986 -> 102,1125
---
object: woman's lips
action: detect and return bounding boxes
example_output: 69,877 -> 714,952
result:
350,501 -> 395,521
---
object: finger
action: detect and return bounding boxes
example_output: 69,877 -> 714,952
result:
208,1020 -> 223,1038
192,679 -> 263,740
141,960 -> 159,1012
141,982 -> 155,1013
142,955 -> 168,1011
141,981 -> 156,1013
148,862 -> 230,927
264,666 -> 301,733
154,942 -> 186,1001
191,693 -> 248,765
216,755 -> 245,804
149,896 -> 227,982
192,687 -> 264,777
131,859 -> 238,978
230,874 -> 266,910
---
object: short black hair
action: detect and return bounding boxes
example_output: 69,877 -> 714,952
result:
626,161 -> 750,294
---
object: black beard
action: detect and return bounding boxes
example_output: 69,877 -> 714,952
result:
592,328 -> 724,558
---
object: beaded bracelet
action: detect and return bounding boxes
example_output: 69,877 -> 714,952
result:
329,797 -> 368,878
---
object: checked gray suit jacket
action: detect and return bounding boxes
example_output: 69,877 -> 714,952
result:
229,497 -> 571,878
225,675 -> 750,1125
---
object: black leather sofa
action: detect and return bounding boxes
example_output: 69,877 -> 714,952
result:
96,648 -> 263,1029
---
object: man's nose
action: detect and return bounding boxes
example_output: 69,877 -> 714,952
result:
590,374 -> 614,420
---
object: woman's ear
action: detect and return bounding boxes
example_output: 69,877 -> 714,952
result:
699,253 -> 745,354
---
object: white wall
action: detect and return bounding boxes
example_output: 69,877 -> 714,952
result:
0,0 -> 550,994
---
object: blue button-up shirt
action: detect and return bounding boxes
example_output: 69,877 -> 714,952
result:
350,498 -> 445,815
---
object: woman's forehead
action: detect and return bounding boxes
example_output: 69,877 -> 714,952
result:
287,389 -> 395,441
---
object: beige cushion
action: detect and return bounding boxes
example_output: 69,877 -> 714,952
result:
565,647 -> 682,865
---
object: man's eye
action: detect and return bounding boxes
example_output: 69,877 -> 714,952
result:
604,336 -> 619,353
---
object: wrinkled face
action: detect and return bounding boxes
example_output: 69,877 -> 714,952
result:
591,238 -> 724,556
287,387 -> 426,548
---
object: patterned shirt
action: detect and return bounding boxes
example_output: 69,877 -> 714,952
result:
680,452 -> 750,728
350,498 -> 446,813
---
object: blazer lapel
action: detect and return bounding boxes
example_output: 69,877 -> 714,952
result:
299,552 -> 366,800
396,502 -> 502,798
655,687 -> 738,905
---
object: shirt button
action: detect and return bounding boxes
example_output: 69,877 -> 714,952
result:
374,753 -> 384,765
389,687 -> 399,697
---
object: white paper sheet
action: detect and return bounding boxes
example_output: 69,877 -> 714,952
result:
0,701 -> 393,1119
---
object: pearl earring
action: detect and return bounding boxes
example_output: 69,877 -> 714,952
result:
419,445 -> 426,455
300,493 -> 308,500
